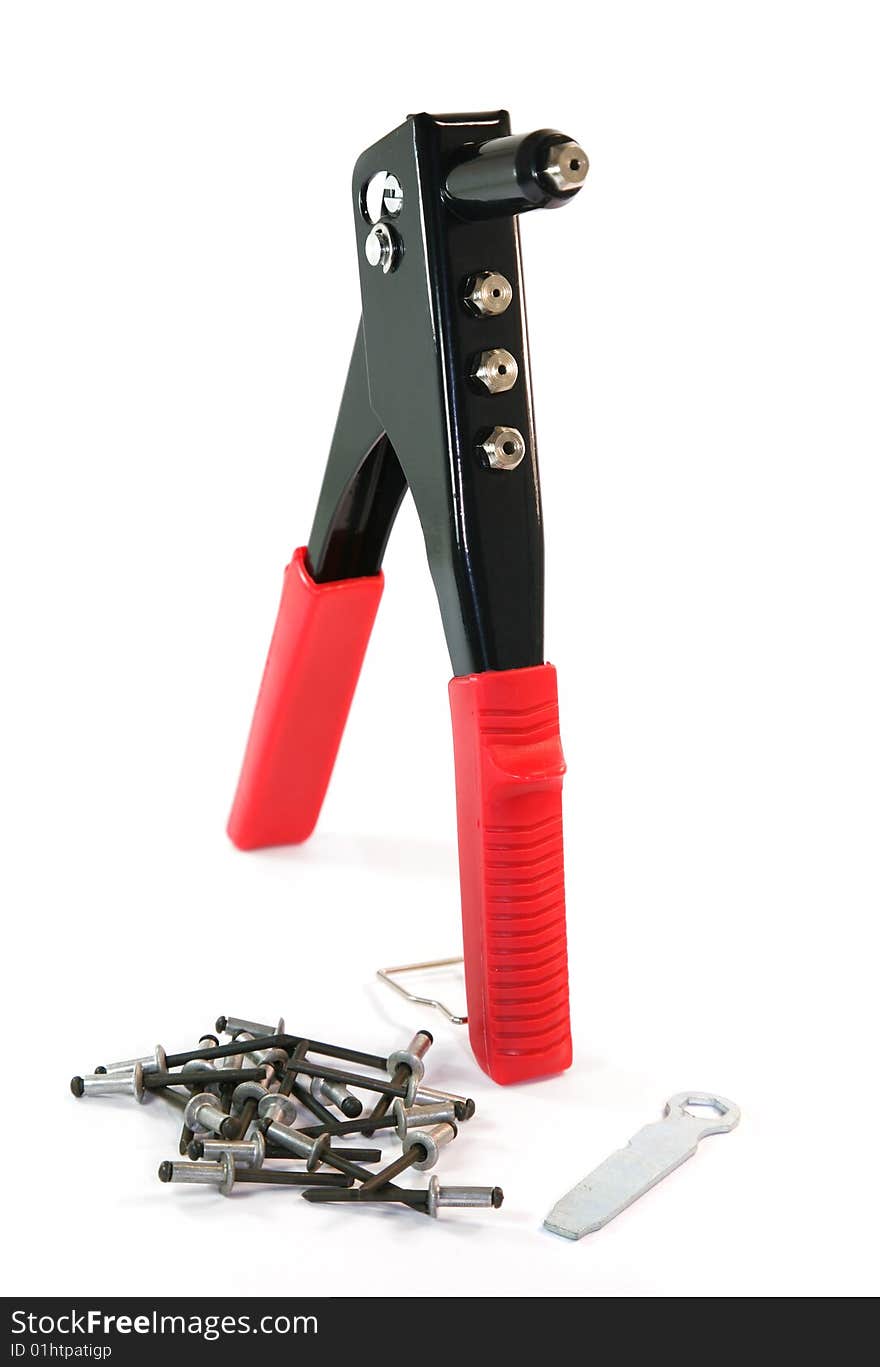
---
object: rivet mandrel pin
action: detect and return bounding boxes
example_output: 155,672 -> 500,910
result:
188,1131 -> 267,1169
363,1029 -> 433,1133
144,1066 -> 268,1091
303,1175 -> 504,1218
176,1055 -> 221,1153
244,1042 -> 289,1070
224,1076 -> 276,1143
97,1045 -> 167,1077
263,1141 -> 382,1164
257,1092 -> 298,1128
295,1080 -> 340,1132
160,1036 -> 391,1080
259,1121 -> 375,1185
296,1113 -> 402,1140
158,1154 -> 353,1195
359,1121 -> 457,1195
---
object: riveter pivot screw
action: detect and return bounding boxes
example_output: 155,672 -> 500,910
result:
71,1063 -> 145,1101
362,169 -> 404,222
364,223 -> 400,274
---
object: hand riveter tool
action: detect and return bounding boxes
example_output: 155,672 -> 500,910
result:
227,111 -> 589,1084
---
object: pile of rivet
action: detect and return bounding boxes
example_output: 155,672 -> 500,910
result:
70,1015 -> 503,1219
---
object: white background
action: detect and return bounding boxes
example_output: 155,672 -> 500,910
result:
2,1 -> 878,1298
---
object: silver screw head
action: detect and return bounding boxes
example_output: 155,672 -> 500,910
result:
479,426 -> 527,471
379,172 -> 403,217
364,223 -> 400,274
540,141 -> 589,194
473,348 -> 519,394
362,170 -> 404,223
465,270 -> 513,317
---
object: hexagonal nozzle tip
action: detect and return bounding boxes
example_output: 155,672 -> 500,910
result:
540,140 -> 589,194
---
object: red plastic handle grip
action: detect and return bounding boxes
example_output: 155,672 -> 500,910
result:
227,548 -> 383,850
449,664 -> 572,1084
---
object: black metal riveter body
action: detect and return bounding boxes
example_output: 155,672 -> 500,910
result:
227,113 -> 587,1084
308,113 -> 580,674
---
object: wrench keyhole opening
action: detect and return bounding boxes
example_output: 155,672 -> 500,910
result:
683,1100 -> 727,1120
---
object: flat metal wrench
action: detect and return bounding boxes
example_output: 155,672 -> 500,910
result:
544,1092 -> 740,1240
